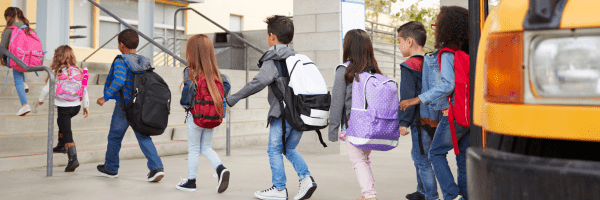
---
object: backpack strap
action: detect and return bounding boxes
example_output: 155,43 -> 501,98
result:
437,47 -> 461,155
415,104 -> 425,155
269,60 -> 288,155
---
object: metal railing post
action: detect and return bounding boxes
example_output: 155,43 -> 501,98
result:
0,46 -> 54,177
371,22 -> 374,43
393,31 -> 397,78
245,43 -> 249,109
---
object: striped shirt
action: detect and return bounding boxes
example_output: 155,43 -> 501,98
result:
103,56 -> 135,105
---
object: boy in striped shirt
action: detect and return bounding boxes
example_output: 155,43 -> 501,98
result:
96,29 -> 165,182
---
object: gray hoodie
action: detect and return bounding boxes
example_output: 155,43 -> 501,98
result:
226,45 -> 295,120
122,53 -> 153,72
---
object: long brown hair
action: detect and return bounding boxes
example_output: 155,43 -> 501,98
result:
4,7 -> 31,35
342,29 -> 382,83
183,34 -> 224,118
47,45 -> 81,83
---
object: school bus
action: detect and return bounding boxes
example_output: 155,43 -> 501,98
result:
467,0 -> 600,199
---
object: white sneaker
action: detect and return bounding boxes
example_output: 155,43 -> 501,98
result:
16,105 -> 30,116
294,176 -> 317,200
23,83 -> 29,93
254,186 -> 287,200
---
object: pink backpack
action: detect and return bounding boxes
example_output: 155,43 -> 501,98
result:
56,66 -> 85,101
7,25 -> 44,72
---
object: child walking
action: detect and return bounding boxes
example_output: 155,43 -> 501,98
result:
396,22 -> 439,200
1,7 -> 34,116
38,45 -> 89,172
177,34 -> 231,193
400,6 -> 471,200
328,29 -> 384,200
225,15 -> 317,200
96,29 -> 165,182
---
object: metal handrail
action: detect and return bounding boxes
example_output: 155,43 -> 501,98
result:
0,22 -> 36,27
83,33 -> 119,62
88,0 -> 187,65
0,46 -> 55,177
365,20 -> 398,29
173,7 -> 265,67
137,37 -> 165,52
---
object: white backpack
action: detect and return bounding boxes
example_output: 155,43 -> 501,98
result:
270,54 -> 331,153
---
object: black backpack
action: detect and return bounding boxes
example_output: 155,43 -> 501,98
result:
270,59 -> 330,154
120,68 -> 171,136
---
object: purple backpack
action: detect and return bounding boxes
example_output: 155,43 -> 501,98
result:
346,72 -> 400,151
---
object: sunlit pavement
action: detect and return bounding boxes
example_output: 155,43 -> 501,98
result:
0,136 -> 458,200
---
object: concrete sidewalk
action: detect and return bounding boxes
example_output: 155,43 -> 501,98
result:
0,138 -> 458,200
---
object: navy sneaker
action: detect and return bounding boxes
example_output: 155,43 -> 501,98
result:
97,165 -> 118,178
176,178 -> 196,191
148,168 -> 165,182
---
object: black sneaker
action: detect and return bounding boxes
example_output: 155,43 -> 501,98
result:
176,178 -> 196,191
97,165 -> 118,178
148,168 -> 165,182
406,191 -> 426,200
215,165 -> 230,193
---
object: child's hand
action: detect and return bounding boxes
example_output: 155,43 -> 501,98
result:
38,101 -> 43,106
400,97 -> 421,111
339,131 -> 347,142
399,126 -> 409,136
96,97 -> 106,106
83,108 -> 89,118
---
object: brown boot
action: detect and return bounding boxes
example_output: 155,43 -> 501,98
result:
65,143 -> 79,172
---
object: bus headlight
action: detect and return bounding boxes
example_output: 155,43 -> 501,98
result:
529,36 -> 600,98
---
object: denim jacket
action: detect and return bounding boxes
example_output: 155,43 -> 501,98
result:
180,68 -> 231,110
418,51 -> 453,121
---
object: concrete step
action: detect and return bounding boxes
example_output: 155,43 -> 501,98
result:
0,111 -> 188,136
0,117 -> 269,154
0,84 -> 183,100
0,99 -> 187,115
0,141 -> 189,172
0,107 -> 270,136
0,129 -> 270,172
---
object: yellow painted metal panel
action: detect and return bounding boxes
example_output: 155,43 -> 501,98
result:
560,0 -> 600,29
483,102 -> 600,142
487,0 -> 528,33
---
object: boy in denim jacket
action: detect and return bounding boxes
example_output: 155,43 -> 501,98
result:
396,21 -> 439,200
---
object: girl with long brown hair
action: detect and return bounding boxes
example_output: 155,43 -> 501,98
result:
177,34 -> 231,193
328,29 -> 383,200
1,7 -> 34,116
38,45 -> 90,172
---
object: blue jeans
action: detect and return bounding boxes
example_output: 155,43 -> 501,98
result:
104,103 -> 163,173
13,70 -> 27,105
428,116 -> 470,200
186,114 -> 222,179
411,126 -> 438,200
269,118 -> 311,190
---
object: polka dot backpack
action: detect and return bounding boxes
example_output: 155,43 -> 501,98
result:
346,72 -> 400,151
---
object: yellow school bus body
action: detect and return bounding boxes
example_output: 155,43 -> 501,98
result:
473,0 -> 600,144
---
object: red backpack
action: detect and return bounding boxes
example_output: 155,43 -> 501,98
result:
190,76 -> 225,129
438,47 -> 470,155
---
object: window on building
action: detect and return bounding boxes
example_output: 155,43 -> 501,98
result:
229,15 -> 243,32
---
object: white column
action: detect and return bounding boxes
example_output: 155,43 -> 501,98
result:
138,0 -> 155,59
294,0 -> 349,155
36,0 -> 70,60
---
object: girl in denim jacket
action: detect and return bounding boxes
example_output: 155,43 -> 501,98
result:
400,6 -> 470,200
